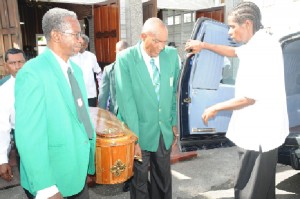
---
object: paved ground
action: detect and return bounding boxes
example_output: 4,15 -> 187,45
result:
1,146 -> 300,199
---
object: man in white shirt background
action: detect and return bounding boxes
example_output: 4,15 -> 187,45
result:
71,34 -> 102,107
0,48 -> 31,197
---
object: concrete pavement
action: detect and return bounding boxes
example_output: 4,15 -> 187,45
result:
1,146 -> 300,199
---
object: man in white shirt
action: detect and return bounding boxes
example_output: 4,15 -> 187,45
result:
71,34 -> 102,107
0,48 -> 26,182
185,2 -> 288,199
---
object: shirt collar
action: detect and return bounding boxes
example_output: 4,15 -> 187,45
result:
50,49 -> 72,72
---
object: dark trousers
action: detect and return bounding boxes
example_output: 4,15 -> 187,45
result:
234,147 -> 278,199
130,134 -> 172,199
88,97 -> 97,107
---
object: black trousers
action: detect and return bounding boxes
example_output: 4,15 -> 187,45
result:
234,147 -> 278,199
130,134 -> 172,199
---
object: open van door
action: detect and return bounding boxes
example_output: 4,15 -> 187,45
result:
178,18 -> 240,152
277,32 -> 300,169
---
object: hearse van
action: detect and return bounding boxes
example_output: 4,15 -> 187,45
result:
177,17 -> 300,169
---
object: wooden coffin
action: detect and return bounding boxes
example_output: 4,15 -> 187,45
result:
89,107 -> 137,184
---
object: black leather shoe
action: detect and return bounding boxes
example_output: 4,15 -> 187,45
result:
122,178 -> 131,192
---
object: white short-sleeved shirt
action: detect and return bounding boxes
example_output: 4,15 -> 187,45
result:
0,77 -> 15,164
71,51 -> 102,98
226,29 -> 289,152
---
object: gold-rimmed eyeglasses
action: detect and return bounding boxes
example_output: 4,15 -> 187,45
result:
61,31 -> 83,40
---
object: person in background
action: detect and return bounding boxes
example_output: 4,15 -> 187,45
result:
0,48 -> 26,182
98,40 -> 129,114
115,17 -> 180,199
98,40 -> 131,192
185,2 -> 288,198
71,34 -> 102,107
14,8 -> 96,199
0,48 -> 33,198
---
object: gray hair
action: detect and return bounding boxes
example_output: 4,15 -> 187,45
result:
81,34 -> 89,44
229,1 -> 263,33
42,7 -> 78,41
141,17 -> 167,36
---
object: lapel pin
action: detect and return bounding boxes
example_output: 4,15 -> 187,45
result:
77,98 -> 83,107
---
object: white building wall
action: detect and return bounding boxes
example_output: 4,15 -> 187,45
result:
251,0 -> 300,36
163,10 -> 196,60
120,0 -> 127,41
120,0 -> 143,46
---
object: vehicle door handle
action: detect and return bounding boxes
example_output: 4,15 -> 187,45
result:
183,97 -> 191,103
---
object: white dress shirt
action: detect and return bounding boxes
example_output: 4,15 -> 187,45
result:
226,29 -> 289,152
140,43 -> 160,81
0,77 -> 14,164
71,51 -> 102,99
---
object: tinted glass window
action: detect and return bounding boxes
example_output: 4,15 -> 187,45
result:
221,56 -> 239,85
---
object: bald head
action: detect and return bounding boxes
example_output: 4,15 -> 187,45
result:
116,40 -> 129,53
141,17 -> 168,58
142,17 -> 168,37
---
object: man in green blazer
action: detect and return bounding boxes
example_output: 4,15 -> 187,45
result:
14,8 -> 95,199
115,17 -> 180,199
98,40 -> 129,115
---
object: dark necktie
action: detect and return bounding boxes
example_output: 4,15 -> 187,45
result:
150,58 -> 160,101
67,67 -> 93,139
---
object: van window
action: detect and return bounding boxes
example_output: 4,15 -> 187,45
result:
221,56 -> 239,85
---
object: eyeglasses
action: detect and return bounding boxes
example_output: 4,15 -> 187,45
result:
7,60 -> 26,66
61,31 -> 82,40
152,38 -> 167,45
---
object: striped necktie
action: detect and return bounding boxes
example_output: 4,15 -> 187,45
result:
150,58 -> 160,101
67,67 -> 93,139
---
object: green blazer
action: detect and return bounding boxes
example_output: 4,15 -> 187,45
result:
14,48 -> 96,197
115,42 -> 180,151
98,62 -> 118,115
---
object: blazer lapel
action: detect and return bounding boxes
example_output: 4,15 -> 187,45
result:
134,42 -> 158,102
41,48 -> 78,120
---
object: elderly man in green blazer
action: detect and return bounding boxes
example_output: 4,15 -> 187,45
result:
115,17 -> 180,199
14,8 -> 95,199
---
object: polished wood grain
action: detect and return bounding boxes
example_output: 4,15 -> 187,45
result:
89,107 -> 137,184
